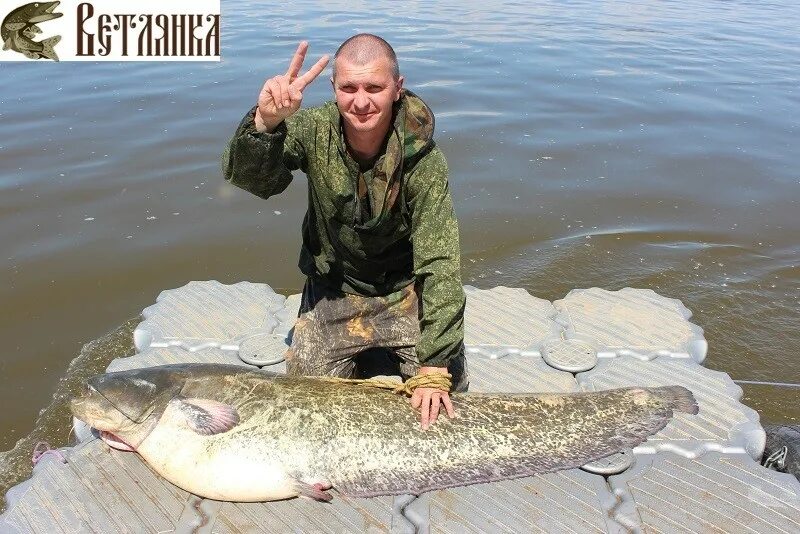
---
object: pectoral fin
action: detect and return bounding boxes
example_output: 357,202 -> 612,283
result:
175,398 -> 239,435
4,22 -> 26,31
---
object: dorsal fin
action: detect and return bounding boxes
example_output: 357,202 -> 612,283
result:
334,408 -> 675,497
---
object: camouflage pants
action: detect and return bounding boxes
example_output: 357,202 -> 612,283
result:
285,277 -> 469,392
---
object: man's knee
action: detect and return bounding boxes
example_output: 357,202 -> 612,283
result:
285,347 -> 314,376
286,345 -> 357,378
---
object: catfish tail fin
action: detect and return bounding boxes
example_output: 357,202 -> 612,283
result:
650,385 -> 699,415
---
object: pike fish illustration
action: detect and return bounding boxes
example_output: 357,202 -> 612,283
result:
1,2 -> 62,61
70,363 -> 698,501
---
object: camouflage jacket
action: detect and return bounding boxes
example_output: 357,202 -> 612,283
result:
222,89 -> 465,367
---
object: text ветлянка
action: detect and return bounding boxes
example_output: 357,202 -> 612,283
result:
76,2 -> 219,57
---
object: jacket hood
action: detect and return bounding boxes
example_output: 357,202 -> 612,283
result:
397,88 -> 436,163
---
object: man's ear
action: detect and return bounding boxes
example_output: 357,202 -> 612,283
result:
395,76 -> 404,101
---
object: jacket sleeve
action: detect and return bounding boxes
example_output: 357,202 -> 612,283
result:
406,148 -> 466,369
221,105 -> 309,199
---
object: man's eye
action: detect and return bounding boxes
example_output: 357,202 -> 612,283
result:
367,86 -> 383,93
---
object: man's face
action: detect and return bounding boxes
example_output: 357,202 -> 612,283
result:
332,56 -> 403,136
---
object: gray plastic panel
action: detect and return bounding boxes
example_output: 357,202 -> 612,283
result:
175,496 -> 221,534
275,292 -> 302,341
608,452 -> 800,533
467,353 -> 578,393
0,440 -> 189,533
581,450 -> 635,476
211,494 -> 394,534
133,280 -> 286,352
428,469 -> 621,534
554,287 -> 708,362
4,283 -> 782,533
107,346 -> 249,372
392,494 -> 422,534
238,332 -> 289,367
463,285 -> 561,358
577,356 -> 766,460
541,338 -> 598,373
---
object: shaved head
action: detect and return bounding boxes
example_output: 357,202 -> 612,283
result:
331,34 -> 404,141
333,33 -> 400,80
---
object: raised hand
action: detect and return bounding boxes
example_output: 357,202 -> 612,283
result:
255,41 -> 329,133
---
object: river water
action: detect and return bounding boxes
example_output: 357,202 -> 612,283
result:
1,0 -> 798,499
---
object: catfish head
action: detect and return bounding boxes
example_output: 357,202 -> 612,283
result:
70,367 -> 185,451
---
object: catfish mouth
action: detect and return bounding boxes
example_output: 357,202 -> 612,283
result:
70,396 -> 137,452
98,430 -> 136,452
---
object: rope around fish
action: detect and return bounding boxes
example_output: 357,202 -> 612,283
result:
318,372 -> 452,396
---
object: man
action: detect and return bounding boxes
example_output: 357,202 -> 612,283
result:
222,35 -> 467,429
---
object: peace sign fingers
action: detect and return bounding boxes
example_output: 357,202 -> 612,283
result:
286,41 -> 309,80
286,41 -> 329,89
293,54 -> 330,91
255,42 -> 329,133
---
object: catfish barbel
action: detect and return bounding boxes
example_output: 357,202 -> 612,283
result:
70,363 -> 697,501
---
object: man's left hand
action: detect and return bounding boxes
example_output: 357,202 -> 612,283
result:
410,366 -> 455,430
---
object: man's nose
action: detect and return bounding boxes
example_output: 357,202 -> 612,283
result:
353,91 -> 370,110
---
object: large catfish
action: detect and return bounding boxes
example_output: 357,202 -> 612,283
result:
70,363 -> 697,501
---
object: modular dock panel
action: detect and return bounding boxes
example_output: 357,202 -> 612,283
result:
3,281 -> 799,533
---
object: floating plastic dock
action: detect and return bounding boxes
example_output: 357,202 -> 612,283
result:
2,282 -> 799,533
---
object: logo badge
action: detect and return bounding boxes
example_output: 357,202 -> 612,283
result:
1,1 -> 220,61
1,1 -> 63,61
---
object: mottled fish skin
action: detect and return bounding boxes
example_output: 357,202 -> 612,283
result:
70,363 -> 698,501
